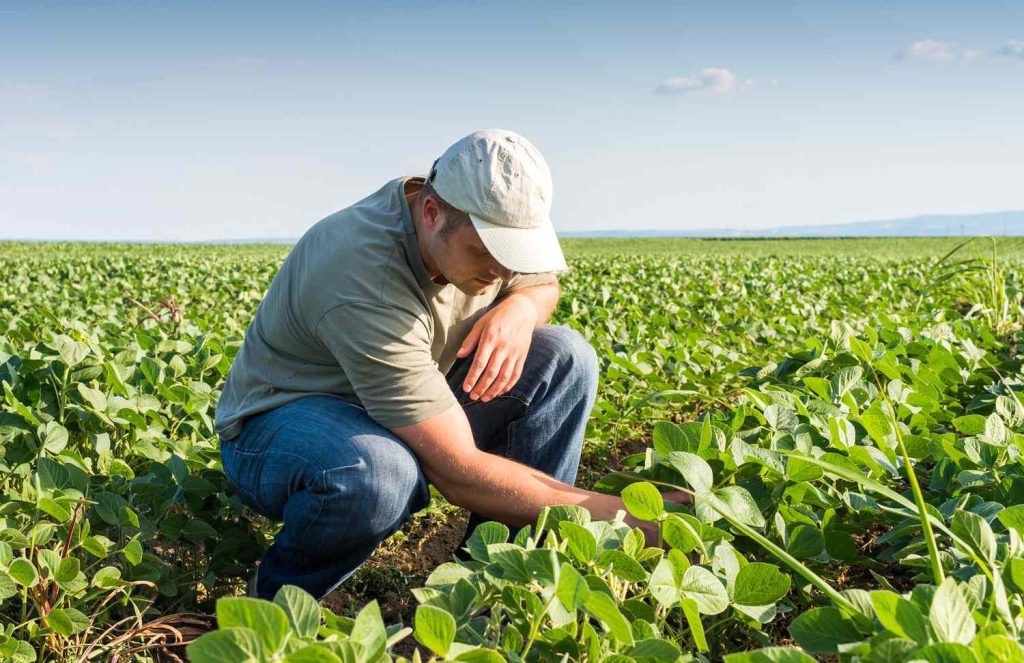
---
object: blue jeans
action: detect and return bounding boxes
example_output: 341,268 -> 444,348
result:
219,325 -> 598,600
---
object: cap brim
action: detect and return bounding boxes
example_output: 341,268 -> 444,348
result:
469,214 -> 568,274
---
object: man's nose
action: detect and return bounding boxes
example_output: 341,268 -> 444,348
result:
490,264 -> 514,280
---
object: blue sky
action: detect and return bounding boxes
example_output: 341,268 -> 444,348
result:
2,0 -> 1023,240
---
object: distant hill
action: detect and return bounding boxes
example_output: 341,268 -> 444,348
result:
561,210 -> 1024,238
10,210 -> 1019,243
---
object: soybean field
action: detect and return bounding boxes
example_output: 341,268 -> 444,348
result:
1,237 -> 1023,662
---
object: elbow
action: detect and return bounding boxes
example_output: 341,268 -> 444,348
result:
423,469 -> 473,510
443,486 -> 471,510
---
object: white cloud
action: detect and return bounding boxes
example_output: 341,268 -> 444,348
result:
895,40 -> 978,62
996,40 -> 1024,59
656,68 -> 737,94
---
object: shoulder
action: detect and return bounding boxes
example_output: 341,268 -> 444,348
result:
285,179 -> 425,309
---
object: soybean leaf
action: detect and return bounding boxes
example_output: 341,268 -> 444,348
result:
714,486 -> 766,529
787,525 -> 825,559
788,607 -> 862,654
556,562 -> 590,611
666,451 -> 713,493
654,421 -> 693,454
281,645 -> 343,663
559,521 -> 597,564
929,579 -> 975,645
584,590 -> 634,645
350,601 -> 386,661
648,549 -> 689,608
622,482 -> 664,522
911,643 -> 979,663
680,566 -> 729,615
724,648 -> 817,663
733,562 -> 791,605
870,590 -> 931,645
661,513 -> 704,554
951,511 -> 996,564
187,628 -> 267,663
273,585 -> 322,640
216,597 -> 291,654
997,505 -> 1024,536
8,558 -> 38,588
47,608 -> 89,636
628,638 -> 682,661
0,570 -> 16,600
465,522 -> 509,562
415,605 -> 456,657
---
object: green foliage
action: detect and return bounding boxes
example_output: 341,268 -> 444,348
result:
189,585 -> 405,663
2,239 -> 1023,660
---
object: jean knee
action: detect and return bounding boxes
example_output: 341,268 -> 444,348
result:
320,450 -> 428,543
534,325 -> 599,396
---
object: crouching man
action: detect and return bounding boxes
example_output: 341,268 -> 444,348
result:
215,129 -> 670,600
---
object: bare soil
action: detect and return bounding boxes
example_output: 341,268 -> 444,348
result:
322,509 -> 469,656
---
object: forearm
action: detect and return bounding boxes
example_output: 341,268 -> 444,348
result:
500,280 -> 559,325
443,451 -> 609,522
392,403 -> 659,542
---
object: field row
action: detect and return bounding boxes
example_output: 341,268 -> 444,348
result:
0,240 -> 1020,661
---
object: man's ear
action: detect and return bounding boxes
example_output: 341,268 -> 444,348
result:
423,195 -> 452,235
421,194 -> 443,232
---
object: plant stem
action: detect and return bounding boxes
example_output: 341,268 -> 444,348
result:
648,480 -> 856,614
519,592 -> 556,660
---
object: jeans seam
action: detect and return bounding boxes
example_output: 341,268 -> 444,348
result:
294,469 -> 329,562
505,417 -> 517,457
221,450 -> 260,507
460,392 -> 530,409
228,449 -> 326,514
504,394 -> 532,458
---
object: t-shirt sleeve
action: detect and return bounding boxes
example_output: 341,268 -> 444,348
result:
316,302 -> 458,429
496,272 -> 558,299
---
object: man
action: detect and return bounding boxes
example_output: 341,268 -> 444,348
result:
216,129 -> 667,601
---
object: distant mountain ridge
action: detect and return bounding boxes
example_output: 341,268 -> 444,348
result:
560,210 -> 1023,238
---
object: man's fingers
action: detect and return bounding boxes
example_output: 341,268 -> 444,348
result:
481,358 -> 517,402
462,343 -> 493,394
471,353 -> 506,401
498,356 -> 525,398
458,321 -> 484,359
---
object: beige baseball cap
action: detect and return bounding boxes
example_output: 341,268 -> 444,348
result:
428,129 -> 568,274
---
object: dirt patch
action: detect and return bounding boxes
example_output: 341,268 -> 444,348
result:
577,435 -> 651,489
323,509 -> 469,656
832,525 -> 918,592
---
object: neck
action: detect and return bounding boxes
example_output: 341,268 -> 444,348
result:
406,181 -> 442,281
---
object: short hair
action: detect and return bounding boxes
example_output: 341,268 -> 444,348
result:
419,180 -> 472,239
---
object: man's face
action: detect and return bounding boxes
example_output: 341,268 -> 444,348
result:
430,213 -> 514,296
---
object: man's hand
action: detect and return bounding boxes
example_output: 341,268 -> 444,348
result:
457,293 -> 540,402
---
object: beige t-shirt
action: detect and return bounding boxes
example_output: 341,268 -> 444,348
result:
215,176 -> 557,440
